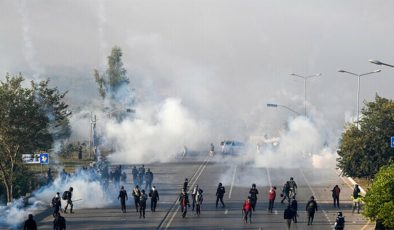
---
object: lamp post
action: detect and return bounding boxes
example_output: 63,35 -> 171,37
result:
267,103 -> 301,116
369,59 -> 394,68
289,73 -> 321,117
337,69 -> 381,127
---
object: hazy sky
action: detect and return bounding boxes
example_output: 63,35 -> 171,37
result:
1,0 -> 394,138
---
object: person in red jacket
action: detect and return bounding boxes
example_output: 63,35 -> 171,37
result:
332,185 -> 341,208
242,197 -> 252,223
268,186 -> 277,213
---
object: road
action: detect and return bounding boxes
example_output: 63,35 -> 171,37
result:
37,152 -> 374,229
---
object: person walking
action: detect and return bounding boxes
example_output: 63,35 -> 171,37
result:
352,184 -> 361,214
53,212 -> 66,230
284,205 -> 295,230
334,212 -> 345,230
281,182 -> 291,204
249,184 -> 259,211
63,187 -> 74,214
332,185 -> 341,208
216,182 -> 226,208
138,165 -> 146,188
306,196 -> 318,225
287,177 -> 297,198
290,198 -> 298,223
195,189 -> 203,216
183,178 -> 189,191
118,186 -> 128,213
139,190 -> 148,218
268,186 -> 276,213
52,192 -> 62,217
242,197 -> 252,224
23,214 -> 37,230
191,184 -> 199,211
132,185 -> 141,212
145,168 -> 154,191
149,186 -> 160,212
179,189 -> 190,218
132,166 -> 139,185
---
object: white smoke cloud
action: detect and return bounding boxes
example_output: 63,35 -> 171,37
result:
106,97 -> 210,163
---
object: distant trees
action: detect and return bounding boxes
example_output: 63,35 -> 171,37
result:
363,162 -> 394,228
0,74 -> 70,202
94,46 -> 130,100
337,95 -> 394,179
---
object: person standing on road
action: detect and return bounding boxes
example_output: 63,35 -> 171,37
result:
290,198 -> 298,223
23,214 -> 37,230
249,184 -> 259,211
191,184 -> 199,211
138,165 -> 146,188
268,186 -> 276,213
195,188 -> 203,216
183,178 -> 189,191
287,177 -> 297,198
132,185 -> 141,212
149,186 -> 160,212
179,189 -> 190,218
63,187 -> 74,214
216,182 -> 226,208
332,185 -> 341,208
352,184 -> 361,214
281,182 -> 291,204
118,186 -> 128,213
145,168 -> 154,191
139,190 -> 148,219
53,212 -> 66,230
306,196 -> 318,225
284,205 -> 295,230
52,192 -> 62,217
334,211 -> 345,230
132,166 -> 139,185
242,197 -> 252,224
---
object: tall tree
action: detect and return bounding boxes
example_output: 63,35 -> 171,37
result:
94,46 -> 129,100
0,74 -> 70,202
337,95 -> 394,178
363,162 -> 394,228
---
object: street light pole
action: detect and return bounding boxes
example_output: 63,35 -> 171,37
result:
267,103 -> 301,116
369,59 -> 394,68
289,73 -> 321,117
338,69 -> 381,127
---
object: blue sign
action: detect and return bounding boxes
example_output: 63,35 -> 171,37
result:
40,153 -> 49,164
391,137 -> 394,148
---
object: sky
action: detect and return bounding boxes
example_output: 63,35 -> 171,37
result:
1,0 -> 394,149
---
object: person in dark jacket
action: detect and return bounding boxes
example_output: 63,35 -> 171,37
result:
145,168 -> 154,191
332,185 -> 341,208
179,189 -> 190,218
139,190 -> 148,218
284,205 -> 295,230
132,185 -> 141,212
290,198 -> 298,223
149,186 -> 160,212
53,212 -> 66,230
249,184 -> 259,211
306,196 -> 318,225
118,186 -> 128,213
132,166 -> 139,185
183,178 -> 189,191
23,214 -> 37,230
216,182 -> 226,208
334,212 -> 345,230
64,187 -> 73,214
52,192 -> 62,217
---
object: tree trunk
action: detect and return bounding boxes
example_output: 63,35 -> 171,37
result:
3,181 -> 11,203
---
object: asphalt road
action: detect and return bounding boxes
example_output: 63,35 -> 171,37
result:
36,153 -> 374,230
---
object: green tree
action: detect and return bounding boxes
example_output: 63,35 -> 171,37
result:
94,46 -> 129,99
337,95 -> 394,178
363,162 -> 394,228
0,74 -> 70,202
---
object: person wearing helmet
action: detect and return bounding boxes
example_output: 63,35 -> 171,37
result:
249,184 -> 259,211
334,212 -> 345,230
216,182 -> 226,208
306,196 -> 318,225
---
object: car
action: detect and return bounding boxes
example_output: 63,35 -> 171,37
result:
220,140 -> 244,154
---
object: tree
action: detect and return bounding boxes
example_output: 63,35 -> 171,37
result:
94,46 -> 129,100
0,74 -> 70,202
363,162 -> 394,228
337,95 -> 394,178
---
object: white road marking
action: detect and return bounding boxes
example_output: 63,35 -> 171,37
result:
228,165 -> 237,199
266,167 -> 272,187
164,157 -> 210,229
225,209 -> 228,214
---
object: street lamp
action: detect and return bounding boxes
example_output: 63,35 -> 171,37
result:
369,59 -> 394,68
337,69 -> 381,127
267,103 -> 301,116
289,73 -> 321,117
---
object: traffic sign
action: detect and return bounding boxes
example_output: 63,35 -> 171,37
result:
40,153 -> 49,164
391,137 -> 394,148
